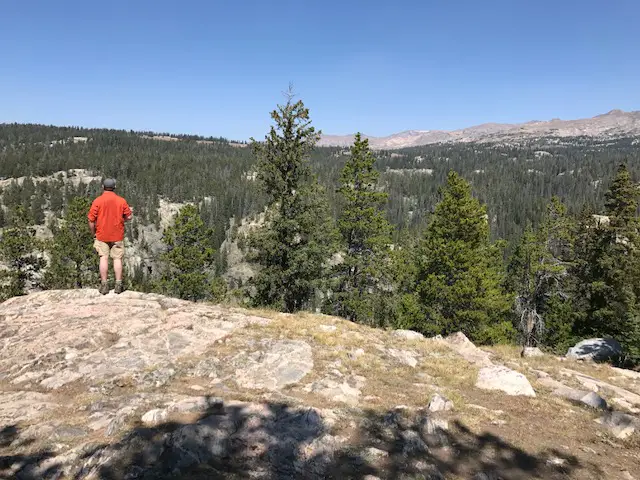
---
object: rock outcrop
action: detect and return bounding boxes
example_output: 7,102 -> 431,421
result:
1,290 -> 638,479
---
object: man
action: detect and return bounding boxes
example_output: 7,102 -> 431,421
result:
88,178 -> 133,294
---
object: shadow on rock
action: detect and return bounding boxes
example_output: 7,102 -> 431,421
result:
1,396 -> 603,479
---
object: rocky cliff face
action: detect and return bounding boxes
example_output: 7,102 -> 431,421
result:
1,290 -> 639,479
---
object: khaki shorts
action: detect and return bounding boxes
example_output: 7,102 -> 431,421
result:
94,239 -> 125,259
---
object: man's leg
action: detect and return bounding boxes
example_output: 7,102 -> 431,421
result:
99,256 -> 109,282
94,240 -> 110,295
113,258 -> 123,281
112,241 -> 125,294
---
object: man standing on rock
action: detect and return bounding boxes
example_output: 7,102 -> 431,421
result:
88,178 -> 132,295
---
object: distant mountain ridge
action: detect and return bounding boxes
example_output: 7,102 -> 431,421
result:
318,109 -> 640,149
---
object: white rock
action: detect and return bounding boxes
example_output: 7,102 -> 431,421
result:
168,396 -> 223,414
387,348 -> 418,368
392,329 -> 425,341
141,408 -> 168,425
522,347 -> 544,357
318,325 -> 337,333
530,368 -> 550,378
547,457 -> 567,466
310,376 -> 364,406
476,365 -> 536,397
443,332 -> 493,367
611,397 -> 640,414
348,348 -> 365,360
610,367 -> 640,380
428,393 -> 454,412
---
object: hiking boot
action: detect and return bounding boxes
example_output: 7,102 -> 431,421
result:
114,281 -> 124,294
99,282 -> 110,295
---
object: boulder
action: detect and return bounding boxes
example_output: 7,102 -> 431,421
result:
428,393 -> 454,412
522,347 -> 544,357
596,411 -> 638,439
579,391 -> 608,410
542,378 -> 608,410
476,365 -> 536,397
566,338 -> 622,362
392,329 -> 425,341
442,332 -> 493,367
387,348 -> 419,368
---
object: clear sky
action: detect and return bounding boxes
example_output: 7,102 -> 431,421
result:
1,0 -> 639,140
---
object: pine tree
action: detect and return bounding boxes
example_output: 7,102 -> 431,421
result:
159,204 -> 217,301
248,91 -> 337,312
43,197 -> 97,289
377,229 -> 423,329
537,197 -> 576,351
0,205 -> 46,300
506,219 -> 569,351
572,164 -> 640,360
30,193 -> 45,225
415,171 -> 513,343
326,133 -> 392,323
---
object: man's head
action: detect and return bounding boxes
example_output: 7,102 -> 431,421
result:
103,178 -> 116,191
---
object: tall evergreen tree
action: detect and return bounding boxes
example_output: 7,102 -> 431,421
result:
572,164 -> 640,360
505,218 -> 570,351
43,197 -> 97,289
248,91 -> 337,312
377,228 -> 423,329
537,197 -> 576,351
158,204 -> 218,301
415,171 -> 513,343
0,205 -> 46,300
326,133 -> 392,323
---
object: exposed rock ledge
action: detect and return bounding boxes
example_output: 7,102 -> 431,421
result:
1,290 -> 638,479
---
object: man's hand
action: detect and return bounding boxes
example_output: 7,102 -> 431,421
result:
88,221 -> 96,237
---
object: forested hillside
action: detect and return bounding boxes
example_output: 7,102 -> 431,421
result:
1,123 -> 639,248
1,113 -> 640,363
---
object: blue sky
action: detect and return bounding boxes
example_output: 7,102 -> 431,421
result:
1,0 -> 639,140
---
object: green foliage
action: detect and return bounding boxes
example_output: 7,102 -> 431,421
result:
506,220 -> 569,349
415,171 -> 513,343
0,206 -> 46,300
43,197 -> 97,289
249,94 -> 338,312
571,165 -> 640,361
325,133 -> 392,324
158,204 -> 219,301
249,182 -> 337,313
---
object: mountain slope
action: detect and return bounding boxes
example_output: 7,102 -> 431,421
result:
319,109 -> 640,149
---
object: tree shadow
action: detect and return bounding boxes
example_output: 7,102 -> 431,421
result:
1,396 -> 605,479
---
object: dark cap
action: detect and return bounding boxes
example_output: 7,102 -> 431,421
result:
103,178 -> 116,189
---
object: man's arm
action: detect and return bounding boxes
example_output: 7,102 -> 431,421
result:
123,202 -> 133,222
88,200 -> 99,237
